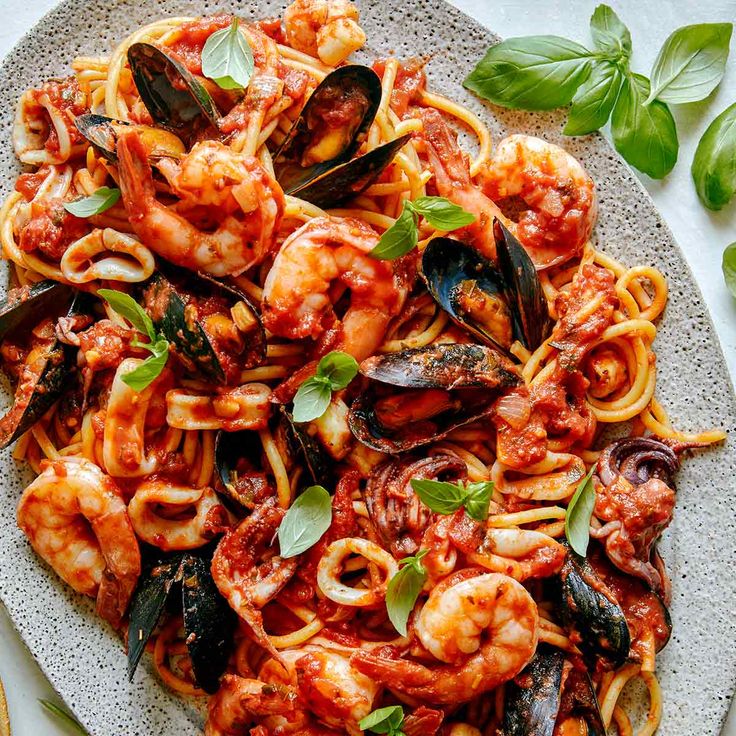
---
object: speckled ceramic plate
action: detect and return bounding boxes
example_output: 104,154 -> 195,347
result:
0,1 -> 734,734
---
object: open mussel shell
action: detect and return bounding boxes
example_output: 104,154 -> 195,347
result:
348,344 -> 521,454
0,280 -> 72,339
214,428 -> 273,510
128,42 -> 221,136
280,406 -> 332,486
140,269 -> 266,385
273,65 -> 382,195
75,113 -> 186,162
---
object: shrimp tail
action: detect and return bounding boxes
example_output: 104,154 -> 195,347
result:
350,651 -> 434,688
117,130 -> 156,226
416,107 -> 471,190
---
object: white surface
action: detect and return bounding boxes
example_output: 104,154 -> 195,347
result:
0,0 -> 735,734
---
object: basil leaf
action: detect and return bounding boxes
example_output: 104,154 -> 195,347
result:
464,36 -> 594,111
590,4 -> 632,57
278,485 -> 332,558
316,350 -> 359,391
692,101 -> 736,210
201,18 -> 254,90
386,551 -> 428,637
646,23 -> 732,105
292,376 -> 332,423
63,186 -> 120,218
121,338 -> 169,392
370,206 -> 418,260
407,196 -> 475,230
464,481 -> 495,521
565,464 -> 597,556
564,61 -> 623,136
611,73 -> 678,179
359,705 -> 405,734
722,242 -> 736,298
410,478 -> 467,515
98,288 -> 155,341
39,700 -> 88,735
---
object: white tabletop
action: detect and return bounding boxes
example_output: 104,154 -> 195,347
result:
1,0 -> 735,734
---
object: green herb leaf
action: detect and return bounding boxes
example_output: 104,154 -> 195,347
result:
611,73 -> 678,179
39,700 -> 88,735
564,61 -> 624,136
464,482 -> 495,521
463,36 -> 594,111
316,350 -> 359,391
97,288 -> 156,341
63,186 -> 120,218
645,23 -> 732,105
406,196 -> 475,230
692,101 -> 736,210
565,464 -> 597,556
359,704 -> 405,734
201,18 -> 254,90
121,338 -> 169,392
292,377 -> 333,423
410,478 -> 495,520
278,485 -> 332,558
370,205 -> 418,260
386,550 -> 428,637
590,4 -> 632,57
722,242 -> 736,297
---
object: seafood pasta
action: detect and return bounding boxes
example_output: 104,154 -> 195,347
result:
0,3 -> 725,735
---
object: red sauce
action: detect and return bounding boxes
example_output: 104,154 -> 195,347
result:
18,198 -> 88,261
163,14 -> 232,75
373,58 -> 428,118
25,77 -> 87,154
15,168 -> 49,201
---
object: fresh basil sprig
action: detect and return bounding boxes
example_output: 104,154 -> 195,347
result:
692,102 -> 736,211
201,18 -> 254,90
370,196 -> 475,260
63,186 -> 120,217
359,705 -> 406,735
565,464 -> 597,556
410,478 -> 494,521
278,484 -> 332,558
590,4 -> 632,57
564,61 -> 623,136
97,289 -> 170,392
39,700 -> 88,735
722,242 -> 736,297
385,549 -> 428,637
292,351 -> 359,423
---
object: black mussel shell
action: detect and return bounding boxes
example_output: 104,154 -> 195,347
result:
75,113 -> 185,162
0,280 -> 73,340
128,42 -> 220,136
280,406 -> 332,486
293,134 -> 411,208
140,269 -> 266,385
273,65 -> 382,195
214,428 -> 272,509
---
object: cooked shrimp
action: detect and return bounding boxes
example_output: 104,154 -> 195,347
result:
16,457 -> 141,627
283,0 -> 366,66
351,570 -> 538,703
117,131 -> 284,276
262,215 -> 407,360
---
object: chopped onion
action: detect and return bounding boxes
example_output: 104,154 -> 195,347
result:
495,391 -> 531,429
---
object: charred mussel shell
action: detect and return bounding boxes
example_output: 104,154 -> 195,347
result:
128,42 -> 221,136
422,223 -> 551,358
0,285 -> 81,449
504,647 -> 605,736
348,343 -> 520,453
75,113 -> 186,162
127,548 -> 235,693
555,546 -> 631,667
140,269 -> 266,385
597,436 -> 680,488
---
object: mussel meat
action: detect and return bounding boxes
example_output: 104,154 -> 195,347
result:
214,429 -> 274,510
422,221 -> 552,358
348,343 -> 520,453
128,42 -> 220,138
140,268 -> 266,385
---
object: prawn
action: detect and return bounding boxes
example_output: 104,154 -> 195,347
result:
262,215 -> 408,361
283,0 -> 366,66
117,131 -> 284,276
16,457 -> 141,627
351,570 -> 538,703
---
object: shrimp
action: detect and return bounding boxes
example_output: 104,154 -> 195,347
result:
16,457 -> 141,627
351,570 -> 538,703
117,131 -> 284,276
262,216 -> 408,361
283,0 -> 366,66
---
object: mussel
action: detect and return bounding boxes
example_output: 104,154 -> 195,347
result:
422,222 -> 552,358
140,269 -> 266,385
127,547 -> 235,693
0,283 -> 83,448
348,343 -> 520,453
503,647 -> 605,736
279,406 -> 332,486
127,42 -> 221,138
273,65 -> 409,206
